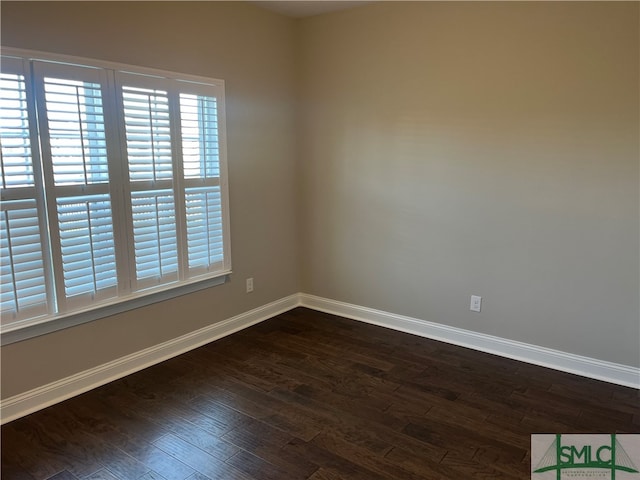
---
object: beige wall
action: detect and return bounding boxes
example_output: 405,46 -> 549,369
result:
1,1 -> 300,398
298,2 -> 639,367
2,1 -> 639,400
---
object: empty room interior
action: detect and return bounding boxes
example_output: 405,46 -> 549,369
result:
1,1 -> 639,479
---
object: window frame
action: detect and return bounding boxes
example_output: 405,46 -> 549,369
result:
0,48 -> 232,346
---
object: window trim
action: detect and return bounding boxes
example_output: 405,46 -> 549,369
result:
0,48 -> 232,345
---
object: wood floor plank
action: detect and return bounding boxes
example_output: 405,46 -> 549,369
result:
137,471 -> 170,480
44,471 -> 79,480
48,392 -> 194,480
441,450 -> 526,480
26,401 -> 154,479
189,379 -> 325,442
310,432 -> 434,480
2,307 -> 638,480
281,438 -> 389,480
225,449 -> 306,480
271,385 -> 449,463
152,433 -> 250,480
268,330 -> 397,373
306,467 -> 349,480
83,469 -> 121,480
221,417 -> 319,478
383,446 -> 455,480
6,414 -> 106,480
2,421 -> 77,479
290,383 -> 403,430
183,347 -> 297,393
425,405 -> 529,450
0,463 -> 37,480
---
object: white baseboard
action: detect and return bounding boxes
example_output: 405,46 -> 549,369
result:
298,293 -> 640,389
0,294 -> 300,425
3,292 -> 637,424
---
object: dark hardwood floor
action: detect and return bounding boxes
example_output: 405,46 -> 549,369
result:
2,307 -> 638,479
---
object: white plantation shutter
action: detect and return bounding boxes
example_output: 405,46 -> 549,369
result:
118,77 -> 180,287
42,76 -> 109,185
180,94 -> 220,179
121,86 -> 173,182
0,58 -> 51,323
1,50 -> 230,336
33,61 -> 119,310
130,190 -> 178,284
185,186 -> 224,271
117,73 -> 231,287
179,92 -> 226,274
0,73 -> 35,189
0,202 -> 48,321
56,195 -> 117,298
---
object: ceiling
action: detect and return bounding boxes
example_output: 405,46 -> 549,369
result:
250,1 -> 372,18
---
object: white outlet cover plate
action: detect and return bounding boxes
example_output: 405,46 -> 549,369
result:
470,295 -> 482,312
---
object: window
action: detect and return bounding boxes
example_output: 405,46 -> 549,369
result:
0,50 -> 231,338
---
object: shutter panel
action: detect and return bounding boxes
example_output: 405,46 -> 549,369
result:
120,80 -> 179,286
122,86 -> 173,182
0,72 -> 35,188
56,195 -> 117,298
179,93 -> 226,275
0,62 -> 50,322
43,77 -> 109,186
33,62 -> 118,308
185,187 -> 224,270
180,94 -> 220,179
131,190 -> 178,284
0,203 -> 48,321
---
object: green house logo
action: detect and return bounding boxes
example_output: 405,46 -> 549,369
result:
532,434 -> 639,480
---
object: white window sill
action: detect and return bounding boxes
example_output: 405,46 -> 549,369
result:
1,272 -> 231,346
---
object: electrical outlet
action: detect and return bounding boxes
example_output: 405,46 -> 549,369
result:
470,295 -> 482,312
246,278 -> 254,293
